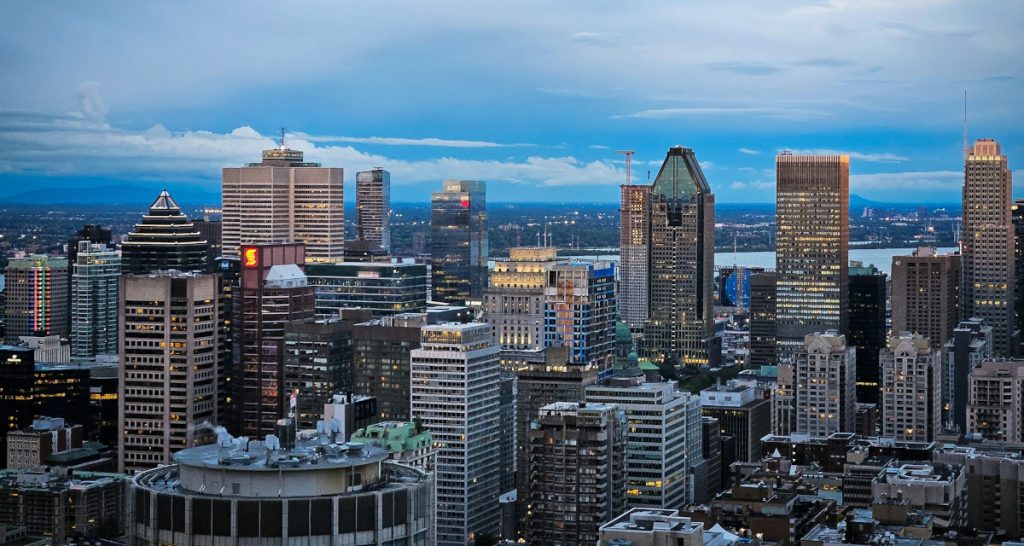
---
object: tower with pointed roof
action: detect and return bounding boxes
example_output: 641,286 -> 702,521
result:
643,146 -> 719,367
120,190 -> 209,275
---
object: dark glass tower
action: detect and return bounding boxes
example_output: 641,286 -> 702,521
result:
430,180 -> 487,305
643,146 -> 719,367
121,190 -> 209,275
848,263 -> 887,405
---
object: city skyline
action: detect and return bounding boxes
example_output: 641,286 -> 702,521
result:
1,2 -> 1022,204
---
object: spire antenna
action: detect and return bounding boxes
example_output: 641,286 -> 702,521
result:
279,127 -> 287,150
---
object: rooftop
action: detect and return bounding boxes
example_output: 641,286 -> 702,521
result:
174,435 -> 388,473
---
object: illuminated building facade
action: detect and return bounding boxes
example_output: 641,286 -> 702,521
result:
775,154 -> 849,360
1014,199 -> 1024,356
283,318 -> 354,430
70,241 -> 121,358
483,246 -> 557,367
545,260 -> 617,370
891,247 -> 961,350
430,180 -> 488,304
792,331 -> 856,438
305,261 -> 427,317
237,243 -> 315,438
880,333 -> 941,442
3,255 -> 69,343
118,272 -> 219,473
356,168 -> 391,251
222,147 -> 344,262
528,402 -> 625,546
620,184 -> 651,330
643,146 -> 718,367
962,139 -> 1017,356
120,190 -> 208,275
967,359 -> 1024,442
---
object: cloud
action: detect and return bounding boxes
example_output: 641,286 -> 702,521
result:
616,107 -> 829,120
786,149 -> 910,163
738,147 -> 760,155
850,170 -> 961,191
72,82 -> 109,121
295,132 -> 530,148
567,31 -> 614,43
700,161 -> 714,170
706,62 -> 784,76
730,180 -> 775,191
589,145 -> 610,150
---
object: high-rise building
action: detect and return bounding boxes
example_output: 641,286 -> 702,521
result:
352,313 -> 425,422
775,154 -> 849,359
700,380 -> 771,463
222,146 -> 344,262
283,317 -> 354,430
3,255 -> 69,343
793,331 -> 856,438
66,224 -> 112,325
699,416 -> 723,501
430,180 -> 488,304
944,318 -> 993,431
528,402 -> 625,546
587,376 -> 696,509
880,333 -> 941,442
410,322 -> 501,545
237,243 -> 315,438
214,256 -> 240,429
192,218 -> 222,270
644,146 -> 718,367
484,247 -> 557,367
891,247 -> 961,350
306,261 -> 427,317
967,359 -> 1024,442
848,262 -> 886,405
620,184 -> 651,331
118,272 -> 218,473
772,362 -> 796,436
545,260 -> 617,370
70,241 -> 121,358
962,139 -> 1017,356
1013,199 -> 1024,356
356,168 -> 391,251
749,272 -> 778,367
120,190 -> 208,275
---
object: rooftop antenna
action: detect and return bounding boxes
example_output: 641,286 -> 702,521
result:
617,150 -> 635,185
962,91 -> 968,160
279,127 -> 287,150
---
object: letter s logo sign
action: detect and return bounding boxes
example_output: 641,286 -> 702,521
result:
243,247 -> 258,268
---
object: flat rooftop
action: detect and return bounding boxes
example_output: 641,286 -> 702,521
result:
174,437 -> 388,472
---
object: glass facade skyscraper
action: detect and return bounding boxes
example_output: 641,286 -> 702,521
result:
356,168 -> 391,251
430,180 -> 487,305
70,241 -> 121,358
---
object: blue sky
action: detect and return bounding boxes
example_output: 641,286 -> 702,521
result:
1,1 -> 1022,203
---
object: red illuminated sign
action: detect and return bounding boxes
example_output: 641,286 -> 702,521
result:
460,198 -> 470,208
243,247 -> 259,268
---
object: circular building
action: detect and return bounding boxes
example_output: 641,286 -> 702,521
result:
126,429 -> 433,545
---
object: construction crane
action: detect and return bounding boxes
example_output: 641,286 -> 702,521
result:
617,150 -> 635,185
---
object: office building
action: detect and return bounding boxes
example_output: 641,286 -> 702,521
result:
793,331 -> 856,438
749,272 -> 777,367
322,392 -> 378,441
283,318 -> 354,430
1014,199 -> 1024,356
967,359 -> 1024,442
700,380 -> 771,462
341,239 -> 391,262
222,145 -> 344,262
620,183 -> 651,330
934,443 -> 1024,539
237,243 -> 315,438
880,333 -> 941,442
352,313 -> 425,422
66,224 -> 112,326
484,246 -> 557,367
5,417 -> 83,470
3,255 -> 69,343
125,429 -> 433,544
848,263 -> 886,405
498,370 -> 516,495
699,416 -> 724,501
70,241 -> 121,358
356,168 -> 391,251
891,247 -> 961,349
118,272 -> 218,474
871,462 -> 966,531
192,218 -> 222,269
120,190 -> 208,275
587,376 -> 697,509
214,255 -> 240,428
306,261 -> 428,317
350,420 -> 436,471
410,322 -> 501,545
962,139 -> 1017,356
775,154 -> 849,360
944,318 -> 993,431
430,180 -> 487,304
545,259 -> 617,370
772,361 -> 796,436
644,146 -> 718,367
0,470 -> 125,544
528,402 -> 625,546
599,509 -> 707,546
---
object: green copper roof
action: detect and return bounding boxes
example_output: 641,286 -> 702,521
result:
615,321 -> 632,344
651,146 -> 711,199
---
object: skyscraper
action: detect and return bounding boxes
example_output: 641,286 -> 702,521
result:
410,322 -> 502,545
483,246 -> 557,368
118,272 -> 218,473
70,241 -> 121,358
4,255 -> 69,343
528,402 -> 625,546
1013,199 -> 1023,356
283,317 -> 354,429
967,359 -> 1024,442
700,381 -> 771,463
545,260 -> 617,370
792,331 -> 856,438
619,184 -> 651,331
120,190 -> 208,275
356,168 -> 391,251
749,272 -> 778,367
352,313 -> 425,422
891,247 -> 961,350
643,146 -> 718,367
848,262 -> 887,405
66,224 -> 112,325
222,145 -> 344,262
430,180 -> 488,304
880,333 -> 941,442
775,154 -> 849,359
962,139 -> 1016,356
944,317 -> 993,431
236,243 -> 315,437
